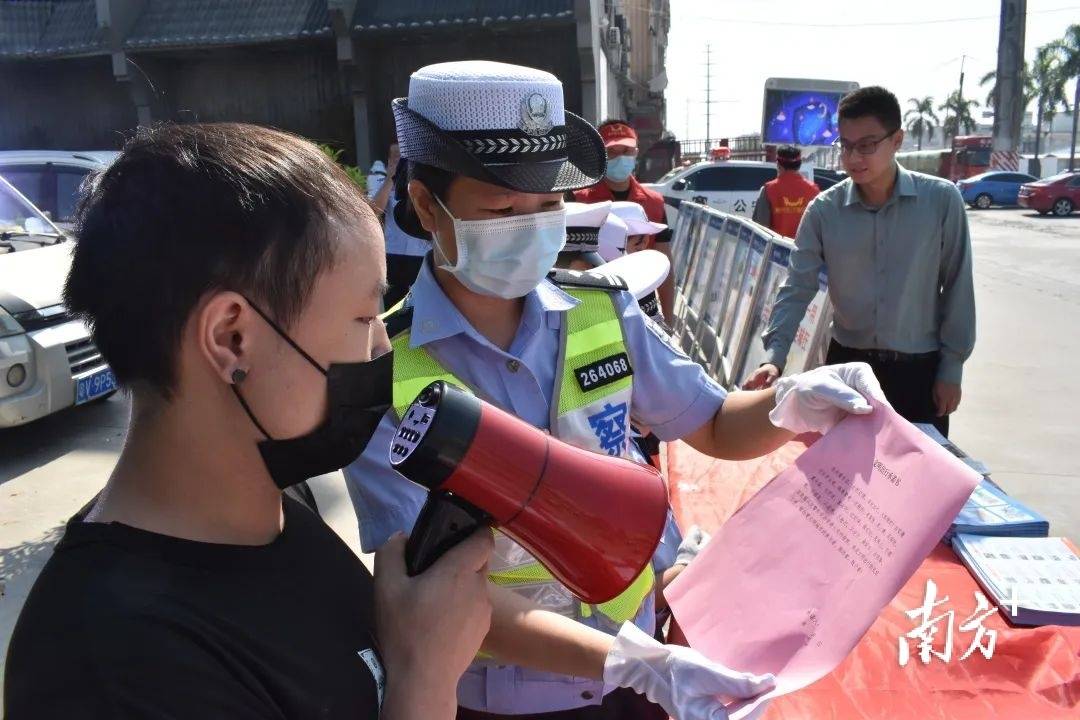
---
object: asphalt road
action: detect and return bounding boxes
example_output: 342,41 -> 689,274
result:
947,207 -> 1080,544
0,206 -> 1077,704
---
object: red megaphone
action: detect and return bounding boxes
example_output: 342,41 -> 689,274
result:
391,381 -> 668,604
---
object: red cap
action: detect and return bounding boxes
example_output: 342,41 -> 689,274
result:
599,122 -> 638,149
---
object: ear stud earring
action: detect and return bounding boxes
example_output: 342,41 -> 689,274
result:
231,368 -> 248,385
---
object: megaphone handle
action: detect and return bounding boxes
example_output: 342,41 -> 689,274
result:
405,490 -> 491,576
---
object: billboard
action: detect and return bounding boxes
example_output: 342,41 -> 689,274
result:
761,78 -> 859,147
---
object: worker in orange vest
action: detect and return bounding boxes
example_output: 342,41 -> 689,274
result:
752,145 -> 820,238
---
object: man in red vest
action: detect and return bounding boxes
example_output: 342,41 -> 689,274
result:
752,146 -> 820,238
575,120 -> 674,318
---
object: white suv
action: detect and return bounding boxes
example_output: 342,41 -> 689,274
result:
644,160 -> 842,226
1,175 -> 116,428
0,150 -> 117,231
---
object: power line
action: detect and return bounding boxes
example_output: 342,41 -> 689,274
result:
686,5 -> 1078,29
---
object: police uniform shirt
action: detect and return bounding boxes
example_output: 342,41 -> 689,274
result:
4,497 -> 384,719
384,198 -> 430,258
343,257 -> 726,714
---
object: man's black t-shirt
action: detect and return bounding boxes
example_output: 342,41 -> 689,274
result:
4,497 -> 382,719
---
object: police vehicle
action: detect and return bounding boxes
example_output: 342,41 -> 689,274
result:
645,160 -> 843,226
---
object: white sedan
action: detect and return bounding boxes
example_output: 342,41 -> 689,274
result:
0,175 -> 116,428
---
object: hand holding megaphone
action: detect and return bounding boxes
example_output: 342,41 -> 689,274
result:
389,381 -> 668,604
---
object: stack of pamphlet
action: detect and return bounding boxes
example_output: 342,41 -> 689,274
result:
913,424 -> 1049,539
951,534 -> 1080,627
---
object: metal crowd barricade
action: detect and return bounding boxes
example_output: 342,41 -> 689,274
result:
671,203 -> 705,333
713,220 -> 756,379
671,202 -> 705,289
699,216 -> 748,382
734,237 -> 795,383
780,266 -> 833,376
720,231 -> 771,385
680,214 -> 725,358
690,214 -> 733,379
667,205 -> 835,389
672,207 -> 712,352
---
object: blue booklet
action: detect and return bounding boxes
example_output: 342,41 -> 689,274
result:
950,478 -> 1050,538
913,424 -> 1049,539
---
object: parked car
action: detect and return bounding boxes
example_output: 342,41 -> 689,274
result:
645,160 -> 840,225
0,150 -> 118,230
1017,171 -> 1080,216
957,171 -> 1038,209
0,175 -> 116,428
812,167 -> 847,189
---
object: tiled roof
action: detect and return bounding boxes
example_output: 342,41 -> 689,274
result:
353,0 -> 575,32
0,0 -> 576,59
125,0 -> 331,49
0,1 -> 103,59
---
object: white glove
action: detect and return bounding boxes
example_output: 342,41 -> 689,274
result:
769,362 -> 889,436
604,622 -> 775,720
674,525 -> 711,567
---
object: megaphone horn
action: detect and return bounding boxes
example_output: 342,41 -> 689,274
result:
390,381 -> 668,605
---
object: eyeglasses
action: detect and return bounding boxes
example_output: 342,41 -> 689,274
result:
835,128 -> 899,156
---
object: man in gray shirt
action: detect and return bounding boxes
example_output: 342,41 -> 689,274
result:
744,86 -> 975,436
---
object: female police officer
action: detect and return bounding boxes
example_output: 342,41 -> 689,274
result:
345,61 -> 887,720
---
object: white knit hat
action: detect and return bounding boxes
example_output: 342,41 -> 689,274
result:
393,60 -> 607,193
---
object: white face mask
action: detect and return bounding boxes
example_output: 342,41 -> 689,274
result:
432,195 -> 567,299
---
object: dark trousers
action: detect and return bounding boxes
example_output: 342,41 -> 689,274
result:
826,340 -> 949,437
385,253 -> 425,309
456,687 -> 667,720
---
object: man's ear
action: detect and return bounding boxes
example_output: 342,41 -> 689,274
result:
195,291 -> 252,386
408,179 -> 440,234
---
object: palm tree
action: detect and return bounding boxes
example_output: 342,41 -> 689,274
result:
1051,24 -> 1080,170
978,61 -> 1036,110
938,91 -> 979,142
904,97 -> 939,150
1028,44 -> 1071,162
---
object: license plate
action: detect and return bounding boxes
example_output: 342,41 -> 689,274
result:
76,367 -> 118,405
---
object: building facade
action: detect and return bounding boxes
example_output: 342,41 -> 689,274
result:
1,0 -> 669,170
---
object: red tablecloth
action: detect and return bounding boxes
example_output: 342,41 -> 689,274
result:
664,438 -> 1080,720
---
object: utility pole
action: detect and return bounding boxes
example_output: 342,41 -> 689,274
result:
942,54 -> 969,145
958,54 -> 967,117
992,0 -> 1027,161
685,97 -> 691,144
704,44 -> 713,150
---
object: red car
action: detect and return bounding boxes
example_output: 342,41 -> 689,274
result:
1018,170 -> 1080,216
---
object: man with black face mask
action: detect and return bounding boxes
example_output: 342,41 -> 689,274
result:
3,123 -> 493,720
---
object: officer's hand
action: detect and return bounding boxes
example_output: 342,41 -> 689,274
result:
743,363 -> 780,390
374,530 -> 493,711
674,525 -> 711,567
604,623 -> 775,720
769,362 -> 889,436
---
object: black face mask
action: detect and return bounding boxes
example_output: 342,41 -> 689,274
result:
232,300 -> 392,490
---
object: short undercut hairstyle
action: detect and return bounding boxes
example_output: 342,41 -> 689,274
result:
777,145 -> 802,171
838,86 -> 901,132
64,122 -> 374,398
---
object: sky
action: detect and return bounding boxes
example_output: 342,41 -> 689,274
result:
662,0 -> 1079,142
